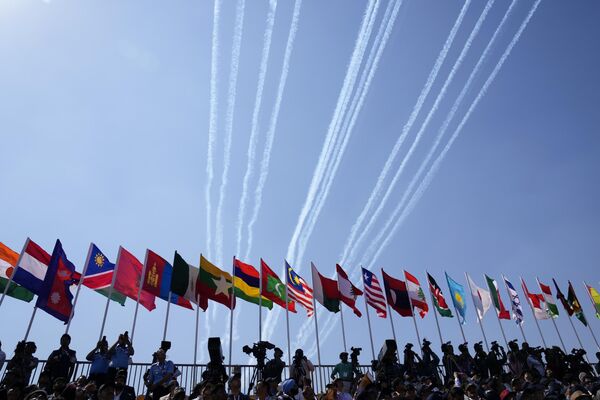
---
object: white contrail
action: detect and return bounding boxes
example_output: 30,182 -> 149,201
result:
345,0 -> 491,270
235,0 -> 278,258
340,0 -> 473,267
244,0 -> 303,262
290,0 -> 405,350
367,0 -> 542,269
306,0 -> 499,354
262,0 -> 379,342
285,0 -> 379,267
205,0 -> 221,262
215,0 -> 246,267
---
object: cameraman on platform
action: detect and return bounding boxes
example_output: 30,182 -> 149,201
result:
263,348 -> 286,384
487,341 -> 506,378
289,349 -> 314,388
330,352 -> 354,393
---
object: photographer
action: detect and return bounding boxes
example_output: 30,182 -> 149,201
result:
289,349 -> 314,388
44,334 -> 77,383
486,341 -> 506,378
472,342 -> 489,379
456,343 -> 474,376
5,341 -> 38,386
402,344 -> 421,376
330,352 -> 354,393
441,343 -> 461,385
420,339 -> 440,380
507,340 -> 525,377
263,348 -> 286,384
86,337 -> 110,385
108,332 -> 134,381
144,349 -> 181,400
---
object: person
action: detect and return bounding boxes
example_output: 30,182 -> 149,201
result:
47,377 -> 67,400
145,349 -> 181,400
114,370 -> 136,400
456,343 -> 474,376
289,350 -> 314,388
5,341 -> 39,386
0,341 -> 5,371
487,341 -> 506,378
441,343 -> 460,385
507,340 -> 525,377
254,381 -> 269,400
86,338 -> 110,385
403,344 -> 421,376
472,342 -> 488,379
44,334 -> 77,383
263,348 -> 286,384
420,340 -> 440,380
330,352 -> 354,393
227,374 -> 248,400
333,379 -> 351,400
97,383 -> 114,400
108,333 -> 134,381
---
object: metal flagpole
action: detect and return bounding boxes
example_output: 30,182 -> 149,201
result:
99,248 -> 120,340
339,306 -> 348,352
387,303 -> 398,344
453,301 -> 467,343
362,276 -> 376,361
285,267 -> 292,366
429,291 -> 444,347
66,244 -> 93,333
501,274 -> 527,343
566,313 -> 585,352
536,278 -> 566,352
465,273 -> 489,351
162,291 -> 172,341
410,311 -> 423,354
193,290 -> 200,383
484,274 -> 508,349
228,257 -> 236,373
0,238 -> 29,309
24,306 -> 38,341
582,282 -> 600,350
259,259 -> 262,341
521,277 -> 547,348
312,295 -> 324,392
130,249 -> 149,343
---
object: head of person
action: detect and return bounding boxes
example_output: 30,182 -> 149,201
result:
281,379 -> 299,397
37,372 -> 51,389
334,379 -> 344,393
53,378 -> 67,395
339,352 -> 348,363
302,385 -> 315,400
274,347 -> 283,360
97,384 -> 114,400
155,349 -> 166,363
255,381 -> 268,399
115,370 -> 127,390
24,390 -> 48,400
405,384 -> 417,400
458,343 -> 468,354
474,342 -> 483,353
595,351 -> 600,361
25,342 -> 37,355
448,387 -> 465,400
172,387 -> 185,400
118,333 -> 128,345
60,334 -> 71,348
228,375 -> 241,395
465,384 -> 479,400
294,349 -> 304,359
211,383 -> 227,400
391,378 -> 405,396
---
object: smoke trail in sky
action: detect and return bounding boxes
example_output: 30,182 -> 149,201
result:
244,0 -> 303,262
215,0 -> 246,267
367,0 -> 542,270
340,0 -> 473,267
236,0 -> 279,259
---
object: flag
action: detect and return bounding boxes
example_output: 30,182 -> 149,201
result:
485,275 -> 510,320
446,272 -> 467,324
311,263 -> 340,313
336,264 -> 363,317
404,270 -> 428,318
171,251 -> 200,304
503,276 -> 524,325
143,250 -> 192,309
521,278 -> 549,320
0,242 -> 34,302
553,279 -> 573,316
12,238 -> 51,294
82,244 -> 126,305
585,283 -> 600,319
467,274 -> 492,320
362,268 -> 386,318
427,273 -> 452,317
36,240 -> 80,323
381,269 -> 412,317
233,258 -> 272,309
114,247 -> 156,311
567,281 -> 587,326
286,261 -> 314,317
197,255 -> 235,311
538,280 -> 559,317
261,260 -> 295,312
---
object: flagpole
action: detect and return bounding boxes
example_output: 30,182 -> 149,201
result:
229,257 -> 235,374
311,295 -> 324,392
582,281 -> 600,350
362,274 -> 376,361
484,274 -> 508,349
193,276 -> 201,383
339,306 -> 348,352
258,259 -> 262,342
465,273 -> 489,352
162,291 -> 172,341
0,238 -> 30,309
429,290 -> 444,347
387,303 -> 398,345
130,249 -> 149,343
66,243 -> 93,333
521,277 -> 547,348
99,247 -> 120,340
536,277 -> 566,352
501,275 -> 527,343
24,306 -> 38,341
410,311 -> 423,354
285,264 -> 292,367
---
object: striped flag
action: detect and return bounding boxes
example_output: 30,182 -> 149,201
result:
286,261 -> 314,317
361,267 -> 386,318
502,276 -> 524,325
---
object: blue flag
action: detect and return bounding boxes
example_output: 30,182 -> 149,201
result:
446,272 -> 467,324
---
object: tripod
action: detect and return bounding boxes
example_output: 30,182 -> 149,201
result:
246,359 -> 266,395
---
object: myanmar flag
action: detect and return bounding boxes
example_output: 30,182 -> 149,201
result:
0,242 -> 34,303
197,255 -> 235,311
311,262 -> 340,313
171,251 -> 200,304
261,259 -> 295,312
233,258 -> 272,309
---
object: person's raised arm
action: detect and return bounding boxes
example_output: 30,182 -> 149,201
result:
86,347 -> 98,362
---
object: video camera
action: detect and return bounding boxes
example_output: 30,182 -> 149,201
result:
242,341 -> 275,369
202,337 -> 228,384
374,340 -> 401,394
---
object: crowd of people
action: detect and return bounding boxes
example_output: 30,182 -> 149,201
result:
1,333 -> 600,400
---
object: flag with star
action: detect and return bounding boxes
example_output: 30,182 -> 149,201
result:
197,254 -> 235,311
81,243 -> 126,305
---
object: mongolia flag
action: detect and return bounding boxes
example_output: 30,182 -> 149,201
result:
12,238 -> 52,294
82,244 -> 126,305
114,247 -> 156,311
142,250 -> 192,309
36,240 -> 80,323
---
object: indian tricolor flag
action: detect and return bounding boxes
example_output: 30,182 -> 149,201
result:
12,238 -> 52,294
0,242 -> 34,302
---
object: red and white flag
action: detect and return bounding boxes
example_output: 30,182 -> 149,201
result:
404,270 -> 429,318
361,267 -> 386,318
336,264 -> 363,317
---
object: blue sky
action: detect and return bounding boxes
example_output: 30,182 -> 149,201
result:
1,0 -> 599,367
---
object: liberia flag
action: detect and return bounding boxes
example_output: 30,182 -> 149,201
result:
361,267 -> 386,318
336,264 -> 363,317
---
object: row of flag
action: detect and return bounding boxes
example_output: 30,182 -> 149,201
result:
1,238 -> 600,330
